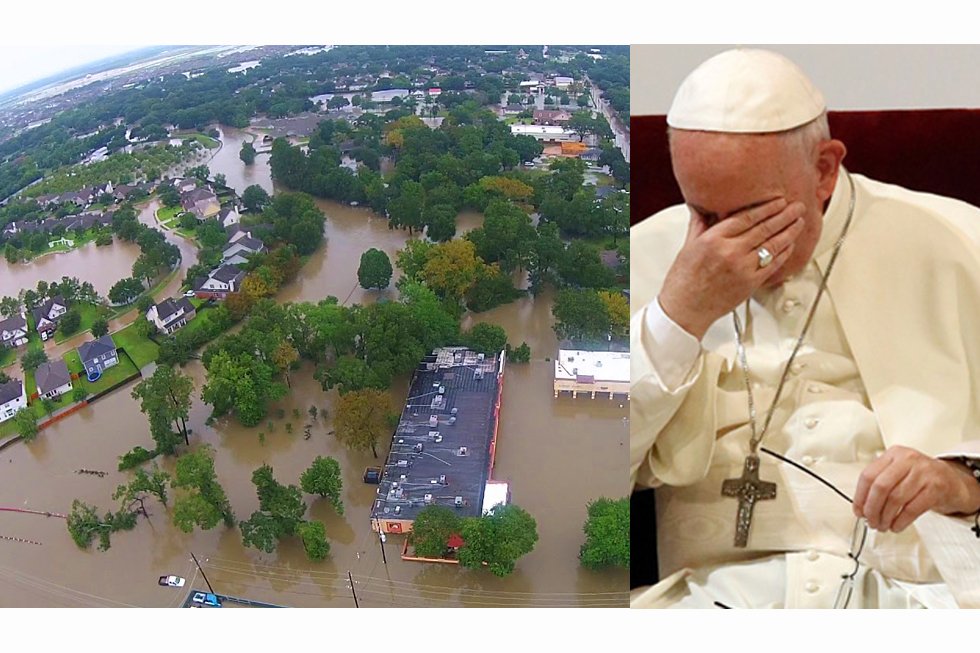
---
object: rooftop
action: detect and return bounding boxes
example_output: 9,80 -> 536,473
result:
371,347 -> 503,524
554,350 -> 629,384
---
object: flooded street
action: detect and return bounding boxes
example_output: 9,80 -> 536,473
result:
0,126 -> 629,608
0,240 -> 141,299
205,126 -> 274,197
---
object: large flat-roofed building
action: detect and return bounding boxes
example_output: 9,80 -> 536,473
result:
554,349 -> 630,399
509,124 -> 578,142
371,347 -> 506,534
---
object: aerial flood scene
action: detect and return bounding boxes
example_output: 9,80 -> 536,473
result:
0,44 -> 630,608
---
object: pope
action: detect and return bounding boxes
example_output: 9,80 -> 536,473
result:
631,49 -> 980,608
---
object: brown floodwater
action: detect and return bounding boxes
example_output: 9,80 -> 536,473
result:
0,240 -> 141,300
0,128 -> 629,608
206,125 -> 274,197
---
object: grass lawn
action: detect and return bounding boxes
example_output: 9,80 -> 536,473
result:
63,352 -> 139,396
175,133 -> 220,150
54,302 -> 107,344
178,306 -> 216,340
0,347 -> 14,369
156,205 -> 182,224
112,322 -> 159,369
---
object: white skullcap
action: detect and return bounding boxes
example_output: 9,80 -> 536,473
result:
667,49 -> 826,133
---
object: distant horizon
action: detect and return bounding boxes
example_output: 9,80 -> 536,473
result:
0,45 -> 157,96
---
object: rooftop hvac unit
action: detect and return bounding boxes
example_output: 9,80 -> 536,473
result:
454,496 -> 463,507
439,474 -> 448,485
429,430 -> 440,437
448,417 -> 456,425
383,506 -> 390,514
457,447 -> 468,456
424,493 -> 433,504
397,438 -> 404,444
475,369 -> 483,380
429,415 -> 438,427
451,408 -> 458,415
414,443 -> 424,453
397,460 -> 409,468
434,434 -> 443,443
399,475 -> 407,481
394,506 -> 401,514
438,385 -> 446,394
478,353 -> 485,361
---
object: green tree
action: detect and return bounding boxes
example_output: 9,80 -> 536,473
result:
241,184 -> 271,213
357,248 -> 393,291
108,277 -> 144,305
20,347 -> 48,373
298,520 -> 331,561
579,497 -> 630,570
458,504 -> 538,577
240,141 -> 257,165
159,185 -> 181,208
334,388 -> 394,458
172,445 -> 235,532
113,464 -> 172,517
202,349 -> 286,427
136,295 -> 155,313
461,322 -> 508,356
410,505 -> 463,559
300,456 -> 344,515
58,309 -> 81,336
131,365 -> 194,454
552,288 -> 612,343
240,465 -> 311,555
13,408 -> 38,441
66,500 -> 111,550
91,317 -> 109,338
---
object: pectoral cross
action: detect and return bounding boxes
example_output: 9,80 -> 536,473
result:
722,454 -> 777,547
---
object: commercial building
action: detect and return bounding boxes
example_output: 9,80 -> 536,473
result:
553,349 -> 630,399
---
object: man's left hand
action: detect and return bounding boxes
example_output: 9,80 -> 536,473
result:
853,445 -> 980,532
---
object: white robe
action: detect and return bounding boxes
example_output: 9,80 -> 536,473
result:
630,169 -> 980,608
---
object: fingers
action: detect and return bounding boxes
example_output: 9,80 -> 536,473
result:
887,487 -> 932,533
878,470 -> 923,531
741,202 -> 807,252
853,453 -> 892,517
859,459 -> 911,530
713,198 -> 788,238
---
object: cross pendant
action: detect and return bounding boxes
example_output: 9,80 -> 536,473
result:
721,454 -> 777,547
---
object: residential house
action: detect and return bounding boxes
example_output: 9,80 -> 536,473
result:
170,178 -> 198,194
77,335 -> 118,377
180,187 -> 221,219
533,109 -> 571,125
553,76 -> 574,90
35,360 -> 72,399
222,234 -> 265,266
146,297 -> 196,335
32,296 -> 69,341
0,313 -> 28,349
193,264 -> 246,300
0,378 -> 26,423
218,206 -> 240,229
112,184 -> 138,201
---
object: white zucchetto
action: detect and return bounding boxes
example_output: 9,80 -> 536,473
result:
667,49 -> 826,133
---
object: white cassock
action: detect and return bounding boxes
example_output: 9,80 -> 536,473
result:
631,168 -> 980,608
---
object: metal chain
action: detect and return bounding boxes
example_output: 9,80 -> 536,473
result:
733,172 -> 857,454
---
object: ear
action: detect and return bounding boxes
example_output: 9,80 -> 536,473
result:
814,139 -> 847,202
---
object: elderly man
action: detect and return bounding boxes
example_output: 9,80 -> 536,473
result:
631,49 -> 980,608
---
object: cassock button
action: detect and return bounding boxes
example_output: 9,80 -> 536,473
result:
805,581 -> 820,594
808,384 -> 823,394
806,550 -> 820,562
804,418 -> 819,430
792,362 -> 807,375
802,455 -> 815,466
782,299 -> 798,313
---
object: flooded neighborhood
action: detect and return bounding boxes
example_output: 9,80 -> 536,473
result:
0,44 -> 630,608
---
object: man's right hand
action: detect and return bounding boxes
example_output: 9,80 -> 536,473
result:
658,198 -> 807,340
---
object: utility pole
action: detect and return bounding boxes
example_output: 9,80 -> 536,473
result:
375,518 -> 388,566
190,552 -> 216,594
347,570 -> 359,608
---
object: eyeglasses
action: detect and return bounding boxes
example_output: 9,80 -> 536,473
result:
832,516 -> 868,609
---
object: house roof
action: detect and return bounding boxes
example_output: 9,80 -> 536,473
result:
154,297 -> 194,321
226,236 -> 263,253
0,379 -> 23,405
0,314 -> 27,335
32,296 -> 66,326
182,187 -> 217,203
78,335 -> 116,364
211,264 -> 244,283
35,360 -> 71,394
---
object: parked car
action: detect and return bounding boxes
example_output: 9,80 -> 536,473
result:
183,290 -> 196,297
191,592 -> 221,607
158,575 -> 186,587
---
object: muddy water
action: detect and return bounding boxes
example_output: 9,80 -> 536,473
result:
0,240 -> 141,300
206,126 -> 274,197
0,136 -> 629,608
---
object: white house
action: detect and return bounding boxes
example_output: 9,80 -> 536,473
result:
0,313 -> 29,349
35,360 -> 72,399
193,265 -> 246,300
0,379 -> 27,423
222,235 -> 265,266
218,206 -> 240,228
147,297 -> 196,335
32,296 -> 69,341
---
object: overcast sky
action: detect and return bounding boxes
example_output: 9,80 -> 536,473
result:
0,45 -> 145,95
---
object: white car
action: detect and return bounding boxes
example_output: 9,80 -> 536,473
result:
158,575 -> 186,587
183,290 -> 196,298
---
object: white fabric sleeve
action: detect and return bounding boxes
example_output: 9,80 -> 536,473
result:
644,297 -> 701,392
